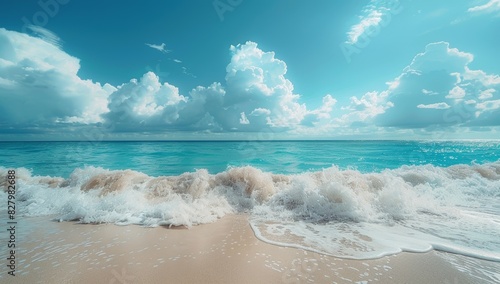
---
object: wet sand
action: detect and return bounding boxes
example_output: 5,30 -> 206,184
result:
0,214 -> 495,283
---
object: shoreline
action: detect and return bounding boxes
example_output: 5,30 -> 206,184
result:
1,214 -> 497,283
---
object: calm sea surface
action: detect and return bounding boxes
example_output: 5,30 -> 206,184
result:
1,140 -> 499,177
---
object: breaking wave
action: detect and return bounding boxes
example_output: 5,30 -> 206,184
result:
1,162 -> 499,260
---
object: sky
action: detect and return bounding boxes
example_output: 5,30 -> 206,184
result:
0,0 -> 499,140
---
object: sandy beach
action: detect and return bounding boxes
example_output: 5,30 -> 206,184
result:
1,214 -> 497,283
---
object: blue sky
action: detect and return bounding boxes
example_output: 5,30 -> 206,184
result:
0,0 -> 499,140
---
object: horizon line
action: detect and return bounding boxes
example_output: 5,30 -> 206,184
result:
1,139 -> 499,143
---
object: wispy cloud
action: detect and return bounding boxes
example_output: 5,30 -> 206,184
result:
181,66 -> 197,78
345,0 -> 401,45
145,42 -> 171,53
173,59 -> 182,63
347,10 -> 383,44
27,25 -> 62,48
468,0 -> 500,13
417,102 -> 451,109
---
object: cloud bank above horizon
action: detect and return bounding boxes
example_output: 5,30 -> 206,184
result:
0,22 -> 499,140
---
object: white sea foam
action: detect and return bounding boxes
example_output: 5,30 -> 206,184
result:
1,162 -> 499,261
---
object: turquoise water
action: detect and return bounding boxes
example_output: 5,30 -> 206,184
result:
1,140 -> 499,177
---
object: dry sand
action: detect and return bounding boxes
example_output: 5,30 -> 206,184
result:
1,214 -> 496,283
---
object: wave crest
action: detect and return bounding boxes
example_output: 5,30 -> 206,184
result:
1,162 -> 499,224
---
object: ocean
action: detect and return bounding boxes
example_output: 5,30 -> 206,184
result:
1,140 -> 499,274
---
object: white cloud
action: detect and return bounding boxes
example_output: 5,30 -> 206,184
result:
311,94 -> 337,119
405,42 -> 473,74
221,41 -> 308,130
104,72 -> 186,131
239,112 -> 250,124
422,89 -> 439,95
340,42 -> 500,129
101,41 -> 333,133
250,108 -> 271,116
472,98 -> 500,126
347,10 -> 383,44
446,86 -> 466,99
300,95 -> 337,127
468,0 -> 500,13
476,99 -> 500,111
145,43 -> 170,53
345,0 -> 402,45
417,102 -> 451,109
463,67 -> 500,86
11,25 -> 499,139
339,91 -> 392,126
0,28 -> 340,136
0,28 -> 114,131
479,88 -> 496,100
26,25 -> 62,48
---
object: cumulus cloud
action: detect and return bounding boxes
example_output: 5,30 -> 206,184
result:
0,28 -> 114,132
225,41 -> 324,130
341,42 -> 500,129
3,24 -> 498,139
0,26 -> 337,136
101,41 -> 333,133
239,112 -> 250,125
300,95 -> 337,127
339,90 -> 393,127
446,86 -> 466,99
103,72 -> 186,131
